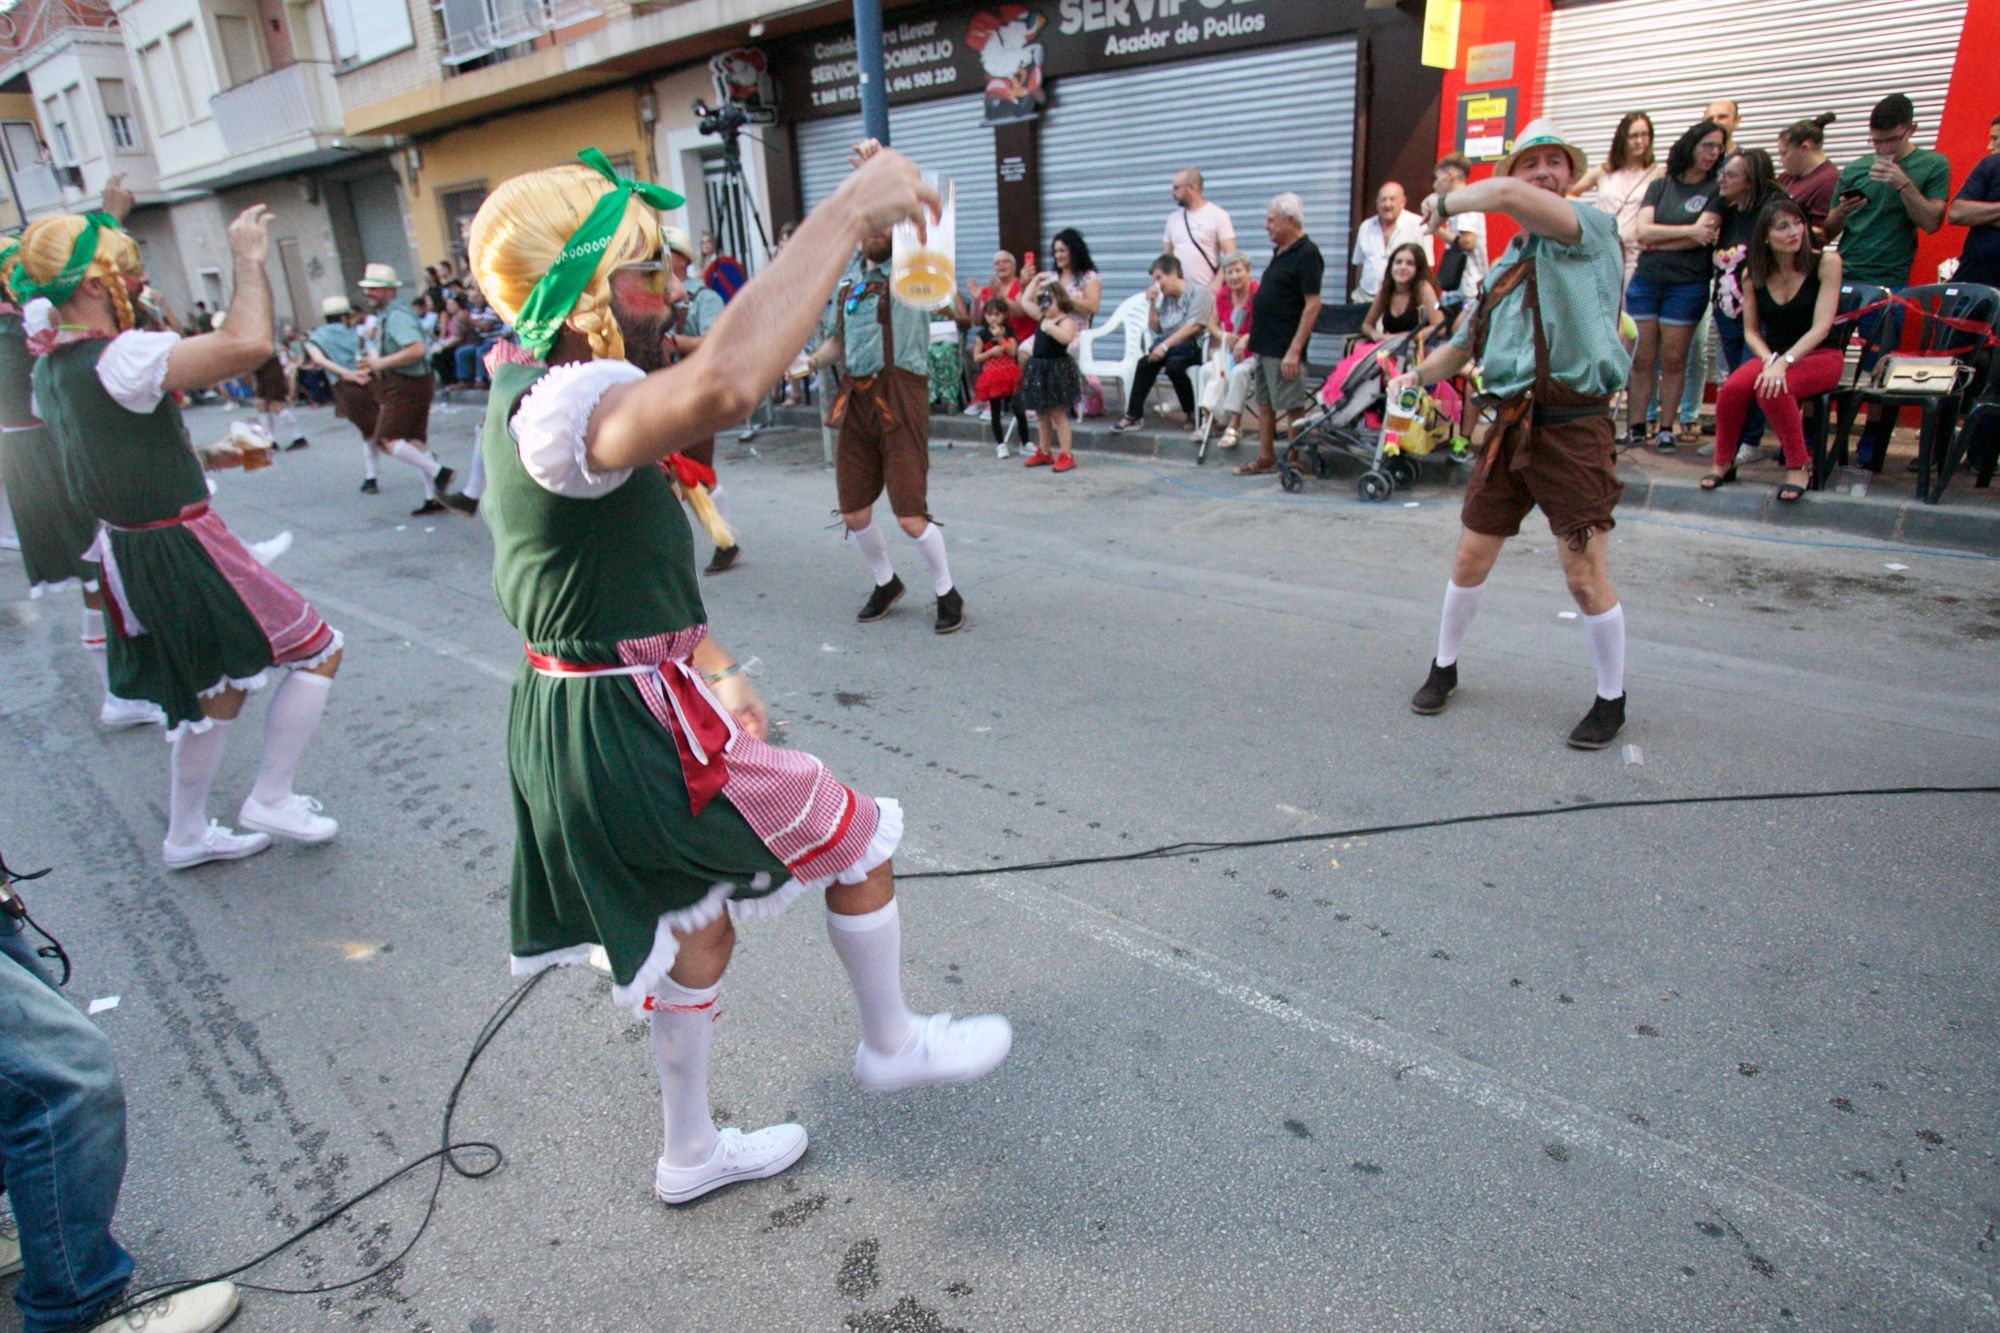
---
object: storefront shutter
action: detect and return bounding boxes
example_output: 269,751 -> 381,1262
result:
1037,38 -> 1359,315
347,169 -> 418,288
794,95 -> 1000,285
1542,0 -> 1968,173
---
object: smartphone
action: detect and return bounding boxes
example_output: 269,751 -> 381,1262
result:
1838,188 -> 1869,207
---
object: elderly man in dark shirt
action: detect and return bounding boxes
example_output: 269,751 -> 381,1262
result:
1234,192 -> 1324,476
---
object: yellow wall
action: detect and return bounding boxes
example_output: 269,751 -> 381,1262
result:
403,85 -> 645,269
0,92 -> 39,232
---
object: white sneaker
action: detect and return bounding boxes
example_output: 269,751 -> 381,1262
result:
244,531 -> 292,566
1734,444 -> 1763,465
88,1280 -> 240,1333
995,442 -> 1013,460
853,1012 -> 1013,1092
0,1200 -> 21,1278
98,695 -> 165,730
162,823 -> 271,870
653,1124 -> 808,1204
237,793 -> 338,844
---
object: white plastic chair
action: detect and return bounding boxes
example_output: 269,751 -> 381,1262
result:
1074,292 -> 1149,410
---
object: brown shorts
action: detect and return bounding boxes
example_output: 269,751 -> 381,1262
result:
332,379 -> 379,440
1460,404 -> 1623,549
372,372 -> 434,445
252,356 -> 287,402
835,368 -> 930,519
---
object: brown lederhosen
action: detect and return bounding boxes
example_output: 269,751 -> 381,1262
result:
252,354 -> 287,402
1459,257 -> 1622,550
833,277 -> 931,519
332,378 -> 379,439
372,370 -> 434,445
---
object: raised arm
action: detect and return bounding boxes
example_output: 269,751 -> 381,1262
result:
163,206 -> 277,392
584,148 -> 938,472
1427,174 -> 1583,246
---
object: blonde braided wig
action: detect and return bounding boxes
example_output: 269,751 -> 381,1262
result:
18,213 -> 141,331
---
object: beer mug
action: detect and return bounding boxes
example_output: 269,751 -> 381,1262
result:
1381,381 -> 1423,453
891,173 -> 955,311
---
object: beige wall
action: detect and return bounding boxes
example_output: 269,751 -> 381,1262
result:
0,91 -> 36,232
155,180 -> 346,332
402,84 -> 646,269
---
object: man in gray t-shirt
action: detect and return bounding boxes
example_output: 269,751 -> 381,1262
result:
1112,254 -> 1215,431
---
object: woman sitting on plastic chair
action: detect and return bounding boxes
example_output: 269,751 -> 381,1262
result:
1700,195 -> 1846,503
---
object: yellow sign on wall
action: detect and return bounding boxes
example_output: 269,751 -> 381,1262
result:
1422,0 -> 1462,69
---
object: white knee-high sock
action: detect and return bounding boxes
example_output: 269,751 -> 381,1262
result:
851,523 -> 895,586
462,440 -> 486,500
909,523 -> 953,597
389,440 -> 441,480
361,440 -> 381,481
260,410 -> 279,442
168,719 -> 233,844
275,406 -> 303,443
251,671 -> 332,804
826,899 -> 918,1056
1584,603 -> 1626,700
81,607 -> 108,692
1435,580 -> 1484,667
649,977 -> 721,1167
708,481 -> 733,530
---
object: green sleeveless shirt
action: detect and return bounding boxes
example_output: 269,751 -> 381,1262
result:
33,337 -> 206,527
479,360 -> 705,656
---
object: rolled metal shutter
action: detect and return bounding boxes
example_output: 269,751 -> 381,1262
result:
1038,38 -> 1359,314
1543,0 -> 1968,171
347,169 -> 417,289
794,95 -> 999,283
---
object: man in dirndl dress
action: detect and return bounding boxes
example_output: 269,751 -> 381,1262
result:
22,204 -> 346,868
0,246 -> 161,729
467,146 -> 1010,1204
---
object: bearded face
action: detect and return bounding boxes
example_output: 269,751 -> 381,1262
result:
607,268 -> 670,372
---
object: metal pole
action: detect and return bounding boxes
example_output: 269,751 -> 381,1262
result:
852,0 -> 890,146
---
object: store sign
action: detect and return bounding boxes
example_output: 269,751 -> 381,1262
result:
710,47 -> 780,125
1456,88 -> 1515,163
779,0 -> 1349,121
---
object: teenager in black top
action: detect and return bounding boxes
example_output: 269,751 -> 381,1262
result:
1361,242 -> 1445,347
1702,196 -> 1845,502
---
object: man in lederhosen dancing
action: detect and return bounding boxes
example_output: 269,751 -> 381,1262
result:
357,263 -> 455,516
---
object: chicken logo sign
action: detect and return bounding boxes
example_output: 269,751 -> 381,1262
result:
967,7 -> 1046,126
708,47 -> 779,125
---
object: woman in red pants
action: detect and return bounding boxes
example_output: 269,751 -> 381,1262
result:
1701,196 -> 1845,502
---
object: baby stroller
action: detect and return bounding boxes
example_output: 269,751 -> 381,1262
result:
1279,327 -> 1470,499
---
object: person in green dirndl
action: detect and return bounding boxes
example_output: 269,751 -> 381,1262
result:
467,146 -> 1012,1204
21,203 -> 346,869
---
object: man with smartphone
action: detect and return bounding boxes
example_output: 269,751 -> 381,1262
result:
1823,94 -> 1951,473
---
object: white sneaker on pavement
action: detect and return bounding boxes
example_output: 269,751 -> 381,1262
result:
162,823 -> 271,870
237,793 -> 337,844
0,1200 -> 21,1278
99,695 -> 165,730
653,1124 -> 808,1204
853,1012 -> 1013,1092
995,442 -> 1012,459
244,531 -> 292,566
87,1280 -> 240,1333
1734,444 -> 1763,465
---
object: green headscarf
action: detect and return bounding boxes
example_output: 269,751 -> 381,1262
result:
11,211 -> 122,306
511,149 -> 684,359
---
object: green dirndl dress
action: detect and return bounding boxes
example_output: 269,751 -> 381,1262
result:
481,359 -> 896,1011
33,334 -> 341,735
0,309 -> 97,597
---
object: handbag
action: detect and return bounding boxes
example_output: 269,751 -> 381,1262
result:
1436,243 -> 1469,295
1875,356 -> 1970,394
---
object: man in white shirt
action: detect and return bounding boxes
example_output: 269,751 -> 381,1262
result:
1162,167 -> 1236,289
1349,182 -> 1427,302
1425,153 -> 1488,301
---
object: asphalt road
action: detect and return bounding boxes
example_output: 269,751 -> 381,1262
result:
2,396 -> 1996,1332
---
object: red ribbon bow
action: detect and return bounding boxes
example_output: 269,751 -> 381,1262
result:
663,452 -> 718,490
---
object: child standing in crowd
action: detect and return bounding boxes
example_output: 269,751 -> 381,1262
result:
971,298 -> 1026,459
1020,281 -> 1081,473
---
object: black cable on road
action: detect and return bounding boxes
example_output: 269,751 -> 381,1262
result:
896,783 -> 2000,881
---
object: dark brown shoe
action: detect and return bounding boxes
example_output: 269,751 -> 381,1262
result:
1410,660 -> 1457,715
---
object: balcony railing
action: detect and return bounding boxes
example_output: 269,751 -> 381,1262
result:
0,0 -> 118,62
441,0 -> 604,68
13,161 -> 70,215
211,60 -> 343,158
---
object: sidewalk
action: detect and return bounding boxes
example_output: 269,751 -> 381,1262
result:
770,403 -> 2000,555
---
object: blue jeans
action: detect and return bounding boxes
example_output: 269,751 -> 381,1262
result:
1714,310 -> 1767,451
0,923 -> 134,1333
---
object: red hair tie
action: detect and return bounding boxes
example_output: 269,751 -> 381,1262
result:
664,452 -> 717,490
